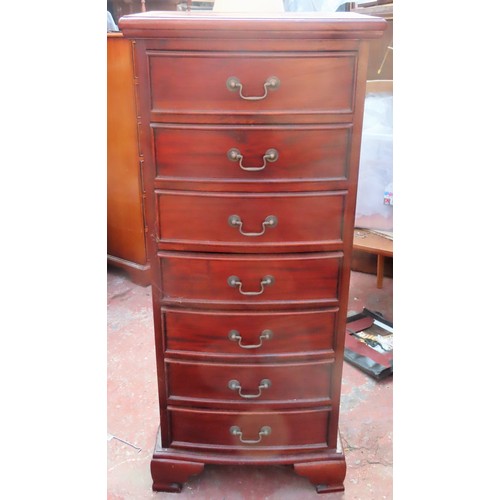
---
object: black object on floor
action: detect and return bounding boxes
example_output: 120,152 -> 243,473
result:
344,308 -> 393,380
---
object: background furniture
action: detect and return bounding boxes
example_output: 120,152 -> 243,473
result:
108,0 -> 180,21
120,10 -> 385,494
352,78 -> 393,279
107,33 -> 150,285
352,1 -> 393,80
353,229 -> 393,288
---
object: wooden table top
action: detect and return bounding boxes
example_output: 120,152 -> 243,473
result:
353,229 -> 393,257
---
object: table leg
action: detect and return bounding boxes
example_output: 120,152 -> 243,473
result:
377,254 -> 385,289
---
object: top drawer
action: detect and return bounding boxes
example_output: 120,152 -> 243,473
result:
148,51 -> 357,122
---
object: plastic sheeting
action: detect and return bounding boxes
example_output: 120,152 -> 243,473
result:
107,11 -> 119,32
355,92 -> 393,231
283,0 -> 348,12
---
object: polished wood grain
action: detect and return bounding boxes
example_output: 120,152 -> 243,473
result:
148,51 -> 356,117
119,11 -> 385,494
166,359 -> 334,408
169,407 -> 330,452
119,11 -> 387,40
162,307 -> 338,359
159,252 -> 341,308
153,124 -> 352,186
156,190 -> 346,252
107,34 -> 150,285
151,457 -> 204,493
294,457 -> 347,493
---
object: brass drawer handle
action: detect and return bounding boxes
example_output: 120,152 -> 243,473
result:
228,329 -> 273,349
228,214 -> 278,237
227,147 -> 279,172
229,425 -> 272,444
226,76 -> 280,101
227,275 -> 274,296
228,378 -> 271,399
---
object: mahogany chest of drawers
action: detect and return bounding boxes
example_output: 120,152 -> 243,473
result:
119,11 -> 385,493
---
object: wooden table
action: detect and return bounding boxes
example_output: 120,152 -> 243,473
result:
353,229 -> 393,288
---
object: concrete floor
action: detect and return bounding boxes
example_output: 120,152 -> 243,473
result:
107,267 -> 393,499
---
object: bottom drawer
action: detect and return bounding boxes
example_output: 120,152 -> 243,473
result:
169,407 -> 330,453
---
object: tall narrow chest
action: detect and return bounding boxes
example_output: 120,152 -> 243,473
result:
119,11 -> 385,493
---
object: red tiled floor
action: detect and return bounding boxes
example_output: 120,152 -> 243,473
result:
107,267 -> 393,499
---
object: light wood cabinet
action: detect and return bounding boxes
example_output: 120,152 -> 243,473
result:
107,33 -> 150,285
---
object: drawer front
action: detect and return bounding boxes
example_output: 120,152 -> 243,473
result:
162,308 -> 337,357
148,51 -> 356,116
153,125 -> 351,183
159,252 -> 341,307
157,191 -> 345,252
166,359 -> 333,407
169,407 -> 329,452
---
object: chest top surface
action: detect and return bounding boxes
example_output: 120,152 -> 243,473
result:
118,11 -> 386,40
